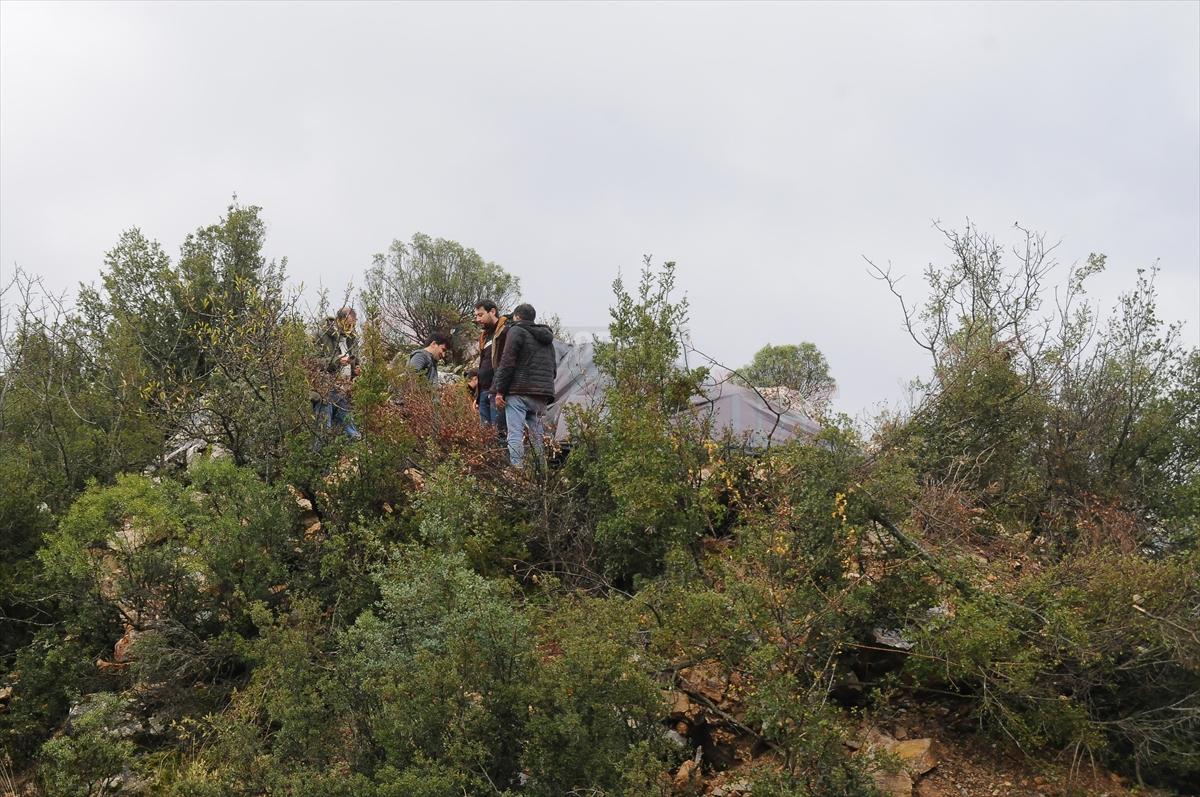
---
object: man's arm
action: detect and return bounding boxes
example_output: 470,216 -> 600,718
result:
318,333 -> 345,373
492,326 -> 525,397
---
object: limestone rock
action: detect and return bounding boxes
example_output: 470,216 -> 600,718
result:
113,624 -> 140,664
892,738 -> 938,777
672,759 -> 702,795
663,728 -> 689,748
299,510 -> 323,538
873,767 -> 914,797
678,661 -> 726,704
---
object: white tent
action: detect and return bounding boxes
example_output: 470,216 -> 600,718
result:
547,341 -> 820,446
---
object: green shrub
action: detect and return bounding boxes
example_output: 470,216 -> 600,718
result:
38,693 -> 136,797
524,596 -> 672,795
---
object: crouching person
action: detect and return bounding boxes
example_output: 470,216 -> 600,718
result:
492,303 -> 556,466
312,306 -> 362,440
402,332 -> 450,383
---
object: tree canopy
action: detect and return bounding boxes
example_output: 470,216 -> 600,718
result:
363,233 -> 520,365
740,341 -> 836,412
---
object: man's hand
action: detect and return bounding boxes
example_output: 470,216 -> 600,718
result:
495,394 -> 506,410
339,355 -> 351,365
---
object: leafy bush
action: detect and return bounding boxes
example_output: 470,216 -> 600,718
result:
38,693 -> 136,797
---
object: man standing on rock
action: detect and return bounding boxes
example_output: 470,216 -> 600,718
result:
493,303 -> 556,467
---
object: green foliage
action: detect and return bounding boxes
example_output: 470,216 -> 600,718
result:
363,233 -> 520,364
37,460 -> 295,700
412,459 -> 522,574
568,259 -> 712,582
523,596 -> 671,795
1,269 -> 162,509
741,341 -> 836,413
5,212 -> 1198,793
0,451 -> 55,656
879,226 -> 1198,544
1,633 -> 102,764
38,693 -> 136,797
348,550 -> 533,788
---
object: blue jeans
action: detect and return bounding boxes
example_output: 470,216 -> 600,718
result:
314,391 -> 361,440
504,394 -> 547,466
478,390 -> 498,426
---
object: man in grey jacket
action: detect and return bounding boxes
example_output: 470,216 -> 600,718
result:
493,303 -> 556,466
404,332 -> 450,382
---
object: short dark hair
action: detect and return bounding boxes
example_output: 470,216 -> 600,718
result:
426,331 -> 452,347
512,303 -> 536,322
465,368 -> 479,379
474,299 -> 498,313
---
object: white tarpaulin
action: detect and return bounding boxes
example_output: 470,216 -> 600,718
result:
547,341 -> 820,446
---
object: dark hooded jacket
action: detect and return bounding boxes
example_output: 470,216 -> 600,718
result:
492,321 -> 556,402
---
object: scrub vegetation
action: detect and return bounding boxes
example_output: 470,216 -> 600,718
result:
1,206 -> 1196,795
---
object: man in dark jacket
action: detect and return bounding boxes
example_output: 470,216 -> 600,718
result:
472,299 -> 510,429
312,306 -> 361,440
493,303 -> 556,466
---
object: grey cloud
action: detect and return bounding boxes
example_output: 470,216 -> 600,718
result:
2,0 -> 1197,416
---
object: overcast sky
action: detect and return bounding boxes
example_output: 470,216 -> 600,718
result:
2,1 -> 1197,417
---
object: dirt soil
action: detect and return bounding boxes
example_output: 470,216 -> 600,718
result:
698,699 -> 1172,797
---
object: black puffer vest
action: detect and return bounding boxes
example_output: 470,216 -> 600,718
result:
493,322 -> 557,401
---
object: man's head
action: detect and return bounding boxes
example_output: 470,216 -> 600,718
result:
465,368 -> 479,392
512,303 -> 536,323
425,331 -> 451,361
336,306 -> 357,334
473,299 -> 499,329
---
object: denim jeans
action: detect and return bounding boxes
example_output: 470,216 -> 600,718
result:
503,394 -> 547,466
314,390 -> 361,441
478,390 -> 498,426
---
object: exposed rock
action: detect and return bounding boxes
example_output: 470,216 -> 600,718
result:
711,781 -> 753,797
672,758 -> 702,795
113,624 -> 140,664
873,766 -> 914,797
114,519 -> 163,551
703,726 -> 742,770
678,661 -> 727,704
873,627 -> 915,651
67,693 -> 143,739
663,728 -> 689,748
667,690 -> 703,723
100,768 -> 153,795
832,668 -> 867,703
892,738 -> 938,777
299,510 -> 323,538
147,711 -> 172,737
856,726 -> 938,795
95,657 -> 129,673
288,485 -> 314,512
